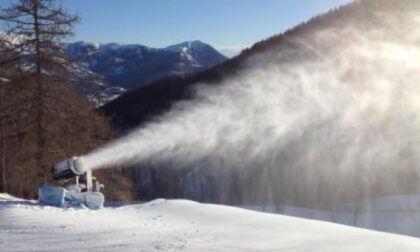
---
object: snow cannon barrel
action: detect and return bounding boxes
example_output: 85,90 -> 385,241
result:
52,156 -> 87,180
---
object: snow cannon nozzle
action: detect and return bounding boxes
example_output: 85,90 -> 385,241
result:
52,156 -> 87,180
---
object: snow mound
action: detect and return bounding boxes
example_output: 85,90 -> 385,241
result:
0,198 -> 419,251
0,193 -> 17,200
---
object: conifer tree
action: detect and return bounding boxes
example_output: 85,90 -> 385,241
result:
0,0 -> 79,183
0,1 -> 132,199
0,0 -> 79,75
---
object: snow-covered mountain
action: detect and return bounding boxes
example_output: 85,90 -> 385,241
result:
65,40 -> 227,106
67,40 -> 227,90
165,40 -> 228,70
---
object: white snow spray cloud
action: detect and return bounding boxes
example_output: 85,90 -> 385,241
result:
84,3 -> 420,205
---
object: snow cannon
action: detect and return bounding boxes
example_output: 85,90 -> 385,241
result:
52,156 -> 86,180
38,156 -> 105,210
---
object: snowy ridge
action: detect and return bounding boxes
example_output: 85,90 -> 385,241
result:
62,40 -> 227,106
66,40 -> 227,91
0,193 -> 19,200
1,197 -> 420,251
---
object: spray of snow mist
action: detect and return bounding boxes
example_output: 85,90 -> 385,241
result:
84,6 -> 420,207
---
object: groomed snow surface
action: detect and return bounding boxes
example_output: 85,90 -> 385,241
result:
1,194 -> 420,251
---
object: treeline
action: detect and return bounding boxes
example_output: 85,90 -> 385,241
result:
0,0 -> 132,200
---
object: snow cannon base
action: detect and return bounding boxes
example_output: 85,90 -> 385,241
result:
38,185 -> 104,210
41,156 -> 106,210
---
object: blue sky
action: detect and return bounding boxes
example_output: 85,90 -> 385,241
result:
0,0 -> 352,56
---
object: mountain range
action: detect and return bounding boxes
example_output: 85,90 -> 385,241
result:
66,40 -> 227,105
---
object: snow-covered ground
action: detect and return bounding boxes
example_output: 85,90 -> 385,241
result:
1,195 -> 420,251
242,195 -> 420,238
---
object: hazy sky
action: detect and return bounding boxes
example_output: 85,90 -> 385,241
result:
0,0 -> 352,56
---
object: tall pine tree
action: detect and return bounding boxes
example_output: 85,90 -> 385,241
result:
0,0 -> 132,199
0,0 -> 79,183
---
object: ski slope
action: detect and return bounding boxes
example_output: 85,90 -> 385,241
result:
243,195 -> 420,238
1,195 -> 420,251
